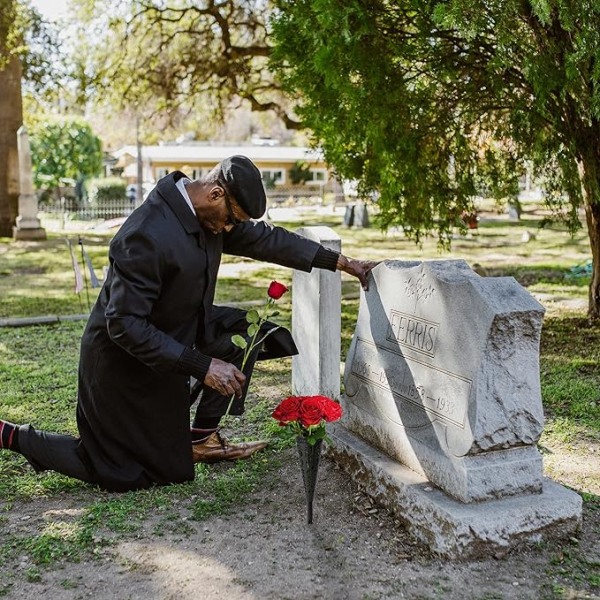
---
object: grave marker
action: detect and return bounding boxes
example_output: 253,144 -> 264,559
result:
291,251 -> 583,556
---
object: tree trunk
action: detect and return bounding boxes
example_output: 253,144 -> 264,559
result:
585,201 -> 600,320
0,56 -> 23,237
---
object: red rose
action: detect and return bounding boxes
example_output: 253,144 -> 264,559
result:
268,281 -> 289,300
299,396 -> 325,427
272,396 -> 301,424
320,397 -> 343,422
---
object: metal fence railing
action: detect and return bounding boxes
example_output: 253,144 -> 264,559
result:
266,185 -> 327,206
38,186 -> 334,232
39,199 -> 135,232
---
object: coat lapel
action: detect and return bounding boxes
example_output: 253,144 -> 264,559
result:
156,171 -> 206,247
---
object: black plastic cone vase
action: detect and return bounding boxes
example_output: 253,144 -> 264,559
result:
296,436 -> 323,524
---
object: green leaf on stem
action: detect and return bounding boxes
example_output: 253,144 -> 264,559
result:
313,427 -> 327,440
246,309 -> 260,324
247,323 -> 260,337
231,335 -> 248,349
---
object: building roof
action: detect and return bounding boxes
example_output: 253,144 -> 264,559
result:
113,143 -> 325,165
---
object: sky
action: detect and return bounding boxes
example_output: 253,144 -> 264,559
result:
29,0 -> 70,20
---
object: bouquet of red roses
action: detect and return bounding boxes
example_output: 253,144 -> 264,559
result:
272,395 -> 343,446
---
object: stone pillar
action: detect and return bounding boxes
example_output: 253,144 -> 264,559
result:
292,226 -> 341,399
13,126 -> 46,240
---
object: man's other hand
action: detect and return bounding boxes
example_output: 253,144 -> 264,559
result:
204,358 -> 246,398
336,255 -> 380,291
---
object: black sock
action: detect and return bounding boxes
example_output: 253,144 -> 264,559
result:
191,416 -> 221,443
0,420 -> 20,452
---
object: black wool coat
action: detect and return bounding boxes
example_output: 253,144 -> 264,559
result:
76,172 -> 322,491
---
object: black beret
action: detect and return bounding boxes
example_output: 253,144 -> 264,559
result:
219,155 -> 266,219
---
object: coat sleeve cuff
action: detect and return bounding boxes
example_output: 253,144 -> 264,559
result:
311,246 -> 339,271
175,347 -> 212,382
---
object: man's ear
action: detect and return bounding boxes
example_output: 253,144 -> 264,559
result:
209,185 -> 224,203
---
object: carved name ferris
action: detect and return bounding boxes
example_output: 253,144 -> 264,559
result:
386,310 -> 439,357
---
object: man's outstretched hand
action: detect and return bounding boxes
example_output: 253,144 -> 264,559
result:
336,255 -> 380,291
204,358 -> 246,398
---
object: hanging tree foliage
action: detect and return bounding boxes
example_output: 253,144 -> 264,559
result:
271,0 -> 600,320
69,0 -> 298,129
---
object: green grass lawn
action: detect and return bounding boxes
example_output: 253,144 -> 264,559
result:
0,205 -> 599,596
0,203 -> 593,319
1,203 -> 597,438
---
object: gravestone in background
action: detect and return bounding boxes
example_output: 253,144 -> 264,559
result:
342,205 -> 355,228
13,126 -> 46,241
353,203 -> 370,228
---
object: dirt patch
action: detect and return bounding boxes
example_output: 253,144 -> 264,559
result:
1,439 -> 599,600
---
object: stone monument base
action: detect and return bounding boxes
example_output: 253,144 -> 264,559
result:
327,425 -> 582,558
13,226 -> 47,241
343,405 -> 545,503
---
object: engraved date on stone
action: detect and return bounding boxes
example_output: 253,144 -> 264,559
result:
350,338 -> 469,428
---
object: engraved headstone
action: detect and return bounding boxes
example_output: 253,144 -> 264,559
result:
342,259 -> 547,503
13,126 -> 46,240
289,255 -> 583,555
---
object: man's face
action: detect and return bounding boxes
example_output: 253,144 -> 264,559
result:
202,183 -> 249,235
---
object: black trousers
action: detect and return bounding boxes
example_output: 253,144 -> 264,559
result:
16,305 -> 297,486
18,425 -> 97,484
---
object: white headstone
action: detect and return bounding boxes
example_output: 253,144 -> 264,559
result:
342,259 -> 546,502
13,126 -> 46,240
292,226 -> 341,399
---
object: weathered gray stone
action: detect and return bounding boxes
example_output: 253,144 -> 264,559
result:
342,205 -> 355,228
353,203 -> 370,228
292,226 -> 341,398
291,254 -> 582,556
13,126 -> 46,241
342,259 -> 546,503
327,425 -> 582,558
